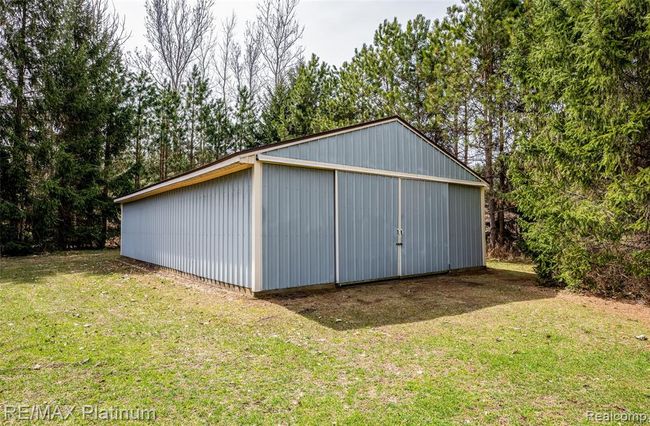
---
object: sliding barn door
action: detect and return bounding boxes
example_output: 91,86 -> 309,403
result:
337,172 -> 399,284
400,179 -> 449,276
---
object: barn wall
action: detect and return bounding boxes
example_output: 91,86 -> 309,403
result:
264,121 -> 480,182
262,164 -> 335,290
121,169 -> 252,287
448,184 -> 484,269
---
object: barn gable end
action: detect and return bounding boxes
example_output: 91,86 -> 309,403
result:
262,119 -> 480,183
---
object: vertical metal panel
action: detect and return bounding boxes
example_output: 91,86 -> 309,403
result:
250,162 -> 264,291
334,170 -> 340,283
121,169 -> 252,287
265,121 -> 479,182
448,184 -> 483,269
401,179 -> 449,275
397,178 -> 402,276
338,172 -> 399,283
262,164 -> 335,290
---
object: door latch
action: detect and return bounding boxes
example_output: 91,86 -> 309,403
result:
396,228 -> 403,246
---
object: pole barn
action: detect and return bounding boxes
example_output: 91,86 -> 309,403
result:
115,117 -> 487,294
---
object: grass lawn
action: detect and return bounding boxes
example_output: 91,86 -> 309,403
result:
1,251 -> 648,424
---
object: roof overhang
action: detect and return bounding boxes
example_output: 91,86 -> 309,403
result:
114,156 -> 255,204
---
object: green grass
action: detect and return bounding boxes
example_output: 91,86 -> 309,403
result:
0,251 -> 648,424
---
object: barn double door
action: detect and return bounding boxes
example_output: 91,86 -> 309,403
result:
337,172 -> 449,284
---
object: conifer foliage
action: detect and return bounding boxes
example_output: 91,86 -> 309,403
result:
509,0 -> 650,293
1,0 -> 131,252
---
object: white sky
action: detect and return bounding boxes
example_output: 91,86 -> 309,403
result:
114,0 -> 456,67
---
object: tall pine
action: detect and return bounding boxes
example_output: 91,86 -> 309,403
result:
510,0 -> 650,293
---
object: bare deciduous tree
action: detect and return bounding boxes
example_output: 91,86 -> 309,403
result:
230,41 -> 243,92
145,0 -> 214,90
88,0 -> 129,50
130,47 -> 166,86
215,12 -> 236,103
242,21 -> 263,100
196,26 -> 217,82
257,0 -> 304,90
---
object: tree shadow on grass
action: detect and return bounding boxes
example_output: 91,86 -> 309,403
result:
1,252 -> 558,332
0,250 -> 121,285
261,267 -> 557,330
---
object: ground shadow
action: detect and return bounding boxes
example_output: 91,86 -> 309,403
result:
1,252 -> 558,331
261,267 -> 557,330
0,250 -> 123,285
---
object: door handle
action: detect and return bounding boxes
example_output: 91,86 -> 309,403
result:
396,228 -> 403,245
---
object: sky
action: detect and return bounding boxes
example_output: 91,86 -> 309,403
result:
114,0 -> 456,67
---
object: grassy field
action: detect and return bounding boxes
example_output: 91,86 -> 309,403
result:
0,251 -> 648,424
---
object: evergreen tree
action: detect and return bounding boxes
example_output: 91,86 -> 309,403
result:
424,6 -> 475,159
258,82 -> 291,144
232,86 -> 258,150
39,0 -> 130,249
0,0 -> 62,253
509,0 -> 650,292
183,65 -> 210,168
202,98 -> 232,159
285,55 -> 337,136
127,70 -> 158,188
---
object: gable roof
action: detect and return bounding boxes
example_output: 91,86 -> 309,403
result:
115,116 -> 486,204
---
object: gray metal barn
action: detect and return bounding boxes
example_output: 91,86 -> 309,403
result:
116,117 -> 487,293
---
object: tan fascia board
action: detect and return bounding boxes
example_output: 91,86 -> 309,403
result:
114,156 -> 255,204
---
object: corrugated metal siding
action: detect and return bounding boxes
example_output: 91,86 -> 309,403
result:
401,179 -> 449,275
121,169 -> 252,287
338,172 -> 399,283
262,165 -> 335,290
265,121 -> 479,182
448,184 -> 483,269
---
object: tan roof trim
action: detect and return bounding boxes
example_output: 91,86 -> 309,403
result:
114,160 -> 252,203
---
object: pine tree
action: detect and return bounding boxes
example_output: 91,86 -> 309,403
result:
285,55 -> 336,136
38,0 -> 131,249
258,82 -> 291,144
424,6 -> 475,159
183,65 -> 210,168
202,99 -> 232,160
0,0 -> 62,253
127,70 -> 158,188
509,0 -> 650,292
232,86 -> 258,149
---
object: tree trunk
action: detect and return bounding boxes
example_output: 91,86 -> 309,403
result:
134,101 -> 142,188
453,112 -> 459,157
10,3 -> 28,244
497,110 -> 506,246
484,104 -> 497,249
463,99 -> 469,164
189,101 -> 195,168
100,135 -> 110,249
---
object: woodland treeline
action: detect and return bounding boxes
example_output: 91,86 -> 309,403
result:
1,0 -> 648,296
